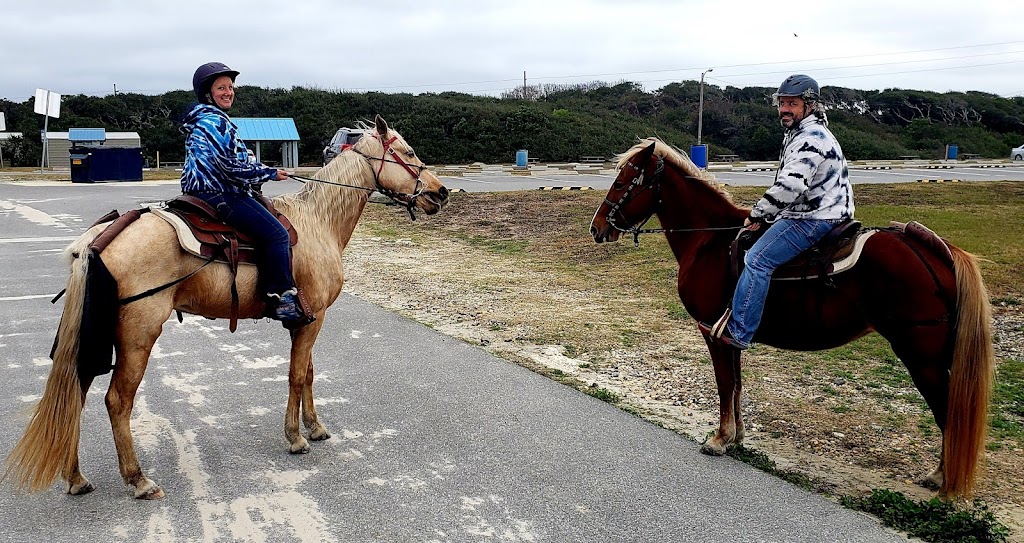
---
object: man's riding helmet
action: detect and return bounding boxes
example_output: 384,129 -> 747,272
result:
772,74 -> 819,105
192,62 -> 240,103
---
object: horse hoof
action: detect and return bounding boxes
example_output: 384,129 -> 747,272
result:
701,443 -> 726,456
290,441 -> 311,454
68,481 -> 96,495
135,485 -> 165,500
309,426 -> 331,441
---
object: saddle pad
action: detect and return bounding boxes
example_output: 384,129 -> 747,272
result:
150,206 -> 257,266
772,229 -> 876,281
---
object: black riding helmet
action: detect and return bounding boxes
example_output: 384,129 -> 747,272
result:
192,62 -> 240,105
773,74 -> 820,103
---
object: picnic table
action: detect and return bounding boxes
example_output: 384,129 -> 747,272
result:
580,156 -> 607,164
715,154 -> 740,162
898,155 -> 921,160
958,153 -> 981,160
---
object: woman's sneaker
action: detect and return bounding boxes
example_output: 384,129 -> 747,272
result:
267,288 -> 304,321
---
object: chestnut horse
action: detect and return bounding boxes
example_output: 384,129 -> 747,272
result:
590,138 -> 994,499
4,115 -> 449,499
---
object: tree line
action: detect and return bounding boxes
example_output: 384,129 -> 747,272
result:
1,80 -> 1023,167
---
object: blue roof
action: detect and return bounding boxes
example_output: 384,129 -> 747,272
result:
233,118 -> 300,141
68,128 -> 106,142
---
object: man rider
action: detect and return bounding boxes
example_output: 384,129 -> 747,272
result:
701,74 -> 854,349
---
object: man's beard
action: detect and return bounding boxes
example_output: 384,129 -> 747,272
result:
779,114 -> 796,128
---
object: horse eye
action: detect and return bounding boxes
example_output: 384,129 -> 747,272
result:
613,182 -> 625,190
406,149 -> 416,158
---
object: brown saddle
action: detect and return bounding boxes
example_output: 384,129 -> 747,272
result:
730,219 -> 866,282
162,194 -> 298,265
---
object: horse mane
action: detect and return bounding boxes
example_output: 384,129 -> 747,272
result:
615,137 -> 730,199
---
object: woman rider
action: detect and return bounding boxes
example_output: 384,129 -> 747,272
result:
180,61 -> 305,323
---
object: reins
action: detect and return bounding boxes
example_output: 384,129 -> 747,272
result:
605,157 -> 743,246
288,134 -> 428,220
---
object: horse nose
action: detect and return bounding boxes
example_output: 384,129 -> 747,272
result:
438,186 -> 450,199
590,224 -> 604,242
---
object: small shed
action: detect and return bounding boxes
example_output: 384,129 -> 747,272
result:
42,130 -> 141,169
233,118 -> 300,168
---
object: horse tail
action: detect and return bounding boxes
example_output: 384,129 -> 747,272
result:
3,235 -> 95,492
942,245 -> 994,499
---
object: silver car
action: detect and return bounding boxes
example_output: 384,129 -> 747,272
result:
1012,144 -> 1024,161
322,127 -> 369,165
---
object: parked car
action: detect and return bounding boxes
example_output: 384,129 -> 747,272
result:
322,127 -> 369,165
1012,144 -> 1024,161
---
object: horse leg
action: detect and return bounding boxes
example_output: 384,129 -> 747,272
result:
889,334 -> 951,491
302,354 -> 331,442
285,315 -> 326,453
701,342 -> 743,455
106,311 -> 166,499
65,375 -> 97,495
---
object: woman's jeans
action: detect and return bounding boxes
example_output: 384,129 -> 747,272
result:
727,218 -> 838,347
193,192 -> 295,295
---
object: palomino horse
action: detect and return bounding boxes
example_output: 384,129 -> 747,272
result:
4,115 -> 449,499
590,138 -> 994,499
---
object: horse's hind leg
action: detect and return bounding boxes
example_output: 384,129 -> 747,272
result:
106,307 -> 167,499
701,342 -> 744,455
286,316 -> 328,453
889,331 -> 951,491
65,376 -> 97,495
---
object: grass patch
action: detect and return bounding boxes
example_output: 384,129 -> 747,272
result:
990,359 -> 1024,445
840,489 -> 1009,543
585,386 -> 621,403
725,444 -> 826,492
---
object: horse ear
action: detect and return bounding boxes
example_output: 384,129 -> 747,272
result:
644,142 -> 656,155
374,114 -> 389,138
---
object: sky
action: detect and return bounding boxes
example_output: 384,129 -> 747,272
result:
1,0 -> 1022,103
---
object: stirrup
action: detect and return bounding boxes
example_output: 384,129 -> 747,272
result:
697,309 -> 748,350
266,288 -> 316,329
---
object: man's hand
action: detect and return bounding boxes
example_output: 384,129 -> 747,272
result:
743,216 -> 762,231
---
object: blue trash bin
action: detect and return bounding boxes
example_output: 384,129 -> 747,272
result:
515,149 -> 528,168
945,144 -> 958,160
690,144 -> 708,169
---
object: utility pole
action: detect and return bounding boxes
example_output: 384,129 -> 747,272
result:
523,71 -> 527,100
113,83 -> 117,96
698,68 -> 713,145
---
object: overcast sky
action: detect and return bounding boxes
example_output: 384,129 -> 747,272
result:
2,0 -> 1022,103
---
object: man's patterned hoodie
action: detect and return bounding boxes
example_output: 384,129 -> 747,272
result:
749,113 -> 854,222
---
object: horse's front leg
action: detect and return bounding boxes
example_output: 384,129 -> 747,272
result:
701,341 -> 744,456
285,315 -> 326,453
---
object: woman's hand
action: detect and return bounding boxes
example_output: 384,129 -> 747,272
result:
274,169 -> 290,181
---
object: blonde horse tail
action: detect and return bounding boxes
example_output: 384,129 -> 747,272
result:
942,245 -> 994,499
3,236 -> 95,492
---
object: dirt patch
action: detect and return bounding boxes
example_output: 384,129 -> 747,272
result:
342,192 -> 1024,539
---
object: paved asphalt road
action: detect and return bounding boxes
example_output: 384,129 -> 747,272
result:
0,180 -> 909,542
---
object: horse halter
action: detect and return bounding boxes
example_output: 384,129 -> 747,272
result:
351,134 -> 429,220
604,155 -> 665,246
603,154 -> 742,246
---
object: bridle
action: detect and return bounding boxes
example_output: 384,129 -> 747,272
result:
603,154 -> 741,247
290,133 -> 429,220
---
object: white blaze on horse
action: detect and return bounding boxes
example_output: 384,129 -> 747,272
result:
4,115 -> 449,499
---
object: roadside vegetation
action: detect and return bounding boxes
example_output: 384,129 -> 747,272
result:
2,80 -> 1023,168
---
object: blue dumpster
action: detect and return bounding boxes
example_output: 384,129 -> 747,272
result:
945,144 -> 958,160
690,144 -> 708,169
515,149 -> 528,168
70,147 -> 144,183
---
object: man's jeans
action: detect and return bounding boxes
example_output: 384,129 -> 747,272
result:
194,192 -> 295,295
727,218 -> 838,347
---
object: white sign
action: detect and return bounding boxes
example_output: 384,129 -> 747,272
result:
33,88 -> 61,118
0,112 -> 5,131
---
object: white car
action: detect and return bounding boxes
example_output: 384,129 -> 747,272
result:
1013,144 -> 1024,161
